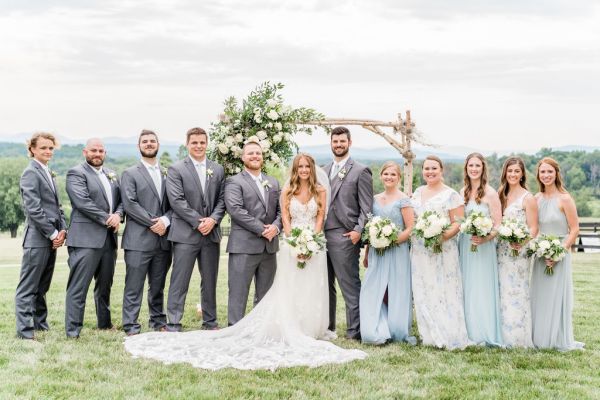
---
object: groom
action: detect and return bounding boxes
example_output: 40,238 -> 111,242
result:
325,126 -> 373,340
224,140 -> 282,326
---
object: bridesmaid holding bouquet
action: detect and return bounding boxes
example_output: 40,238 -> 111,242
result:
360,162 -> 415,345
496,157 -> 538,348
530,157 -> 584,350
458,153 -> 503,346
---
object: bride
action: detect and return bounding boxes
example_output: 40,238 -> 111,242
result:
124,153 -> 367,370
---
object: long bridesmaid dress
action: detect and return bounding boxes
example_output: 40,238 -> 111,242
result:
360,198 -> 416,345
458,201 -> 503,346
497,191 -> 534,348
530,196 -> 584,351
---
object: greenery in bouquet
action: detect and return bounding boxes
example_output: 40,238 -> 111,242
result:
361,214 -> 400,256
459,211 -> 494,252
526,234 -> 567,275
497,217 -> 531,257
285,226 -> 327,269
413,210 -> 451,254
207,82 -> 326,175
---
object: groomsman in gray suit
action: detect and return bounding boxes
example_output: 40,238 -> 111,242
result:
165,127 -> 225,331
16,132 -> 67,339
120,130 -> 172,335
65,138 -> 123,338
325,126 -> 373,340
224,141 -> 282,326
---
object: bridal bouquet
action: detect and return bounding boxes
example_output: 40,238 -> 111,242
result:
361,215 -> 400,256
526,235 -> 566,275
459,211 -> 494,252
208,82 -> 325,175
286,227 -> 327,269
497,218 -> 531,257
413,211 -> 451,254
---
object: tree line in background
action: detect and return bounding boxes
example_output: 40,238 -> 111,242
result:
1,141 -> 598,237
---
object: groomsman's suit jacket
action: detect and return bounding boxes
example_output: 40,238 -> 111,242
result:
15,160 -> 67,338
66,162 -> 123,249
324,157 -> 373,338
225,170 -> 282,255
121,162 -> 172,251
21,160 -> 67,247
64,162 -> 123,337
166,157 -> 226,244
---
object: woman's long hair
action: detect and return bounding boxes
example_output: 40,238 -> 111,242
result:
498,156 -> 528,211
285,153 -> 322,213
536,157 -> 567,193
463,152 -> 488,204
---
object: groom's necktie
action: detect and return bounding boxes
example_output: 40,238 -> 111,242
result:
330,163 -> 340,182
149,165 -> 162,199
256,175 -> 267,207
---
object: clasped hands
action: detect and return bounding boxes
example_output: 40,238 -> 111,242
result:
197,217 -> 217,236
262,224 -> 279,241
52,230 -> 67,249
105,213 -> 121,232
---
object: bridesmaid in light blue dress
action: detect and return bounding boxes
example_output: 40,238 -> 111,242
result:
531,157 -> 584,351
458,153 -> 503,346
360,162 -> 415,345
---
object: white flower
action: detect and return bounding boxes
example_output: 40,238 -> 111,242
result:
218,143 -> 229,154
274,122 -> 282,131
235,134 -> 244,143
266,122 -> 273,129
307,240 -> 320,252
246,135 -> 260,144
424,226 -> 440,239
539,240 -> 551,250
415,220 -> 426,231
271,153 -> 280,163
514,228 -> 525,238
369,225 -> 379,236
225,137 -> 234,147
273,134 -> 282,143
235,166 -> 241,173
552,239 -> 561,246
371,237 -> 391,249
266,98 -> 278,107
267,110 -> 279,120
256,130 -> 268,140
498,226 -> 512,237
206,168 -> 214,178
260,140 -> 271,151
254,115 -> 262,123
231,146 -> 243,157
381,225 -> 393,236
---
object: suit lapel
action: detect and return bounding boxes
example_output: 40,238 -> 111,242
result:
84,162 -> 110,208
32,161 -> 59,202
184,158 -> 205,207
204,160 -> 215,209
242,170 -> 266,209
137,162 -> 161,202
330,158 -> 354,201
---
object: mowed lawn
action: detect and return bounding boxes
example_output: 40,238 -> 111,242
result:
0,234 -> 599,399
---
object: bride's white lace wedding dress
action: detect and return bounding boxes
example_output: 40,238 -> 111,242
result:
124,196 -> 367,370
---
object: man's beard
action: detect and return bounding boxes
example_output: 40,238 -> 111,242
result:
332,146 -> 349,158
140,148 -> 158,158
243,159 -> 263,171
86,156 -> 104,167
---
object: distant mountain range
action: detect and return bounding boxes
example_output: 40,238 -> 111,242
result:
1,132 -> 599,162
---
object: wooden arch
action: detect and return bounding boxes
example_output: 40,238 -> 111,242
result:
307,110 -> 417,195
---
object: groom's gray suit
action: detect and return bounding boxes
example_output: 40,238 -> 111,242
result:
224,170 -> 282,326
120,162 -> 172,334
16,160 -> 67,339
65,162 -> 123,337
165,156 -> 225,330
324,157 -> 373,339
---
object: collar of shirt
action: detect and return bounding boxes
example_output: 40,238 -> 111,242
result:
189,155 -> 207,169
141,159 -> 160,171
33,158 -> 50,173
333,156 -> 350,170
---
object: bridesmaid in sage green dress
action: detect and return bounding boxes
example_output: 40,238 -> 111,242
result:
530,157 -> 584,350
360,162 -> 415,345
458,153 -> 503,346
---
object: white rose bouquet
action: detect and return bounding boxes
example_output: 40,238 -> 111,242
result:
526,234 -> 566,275
286,227 -> 327,269
413,211 -> 451,254
497,218 -> 531,257
459,211 -> 494,252
208,82 -> 325,176
361,214 -> 400,256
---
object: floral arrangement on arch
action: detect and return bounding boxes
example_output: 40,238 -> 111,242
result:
207,82 -> 326,175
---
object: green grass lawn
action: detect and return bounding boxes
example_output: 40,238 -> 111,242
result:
0,234 -> 599,399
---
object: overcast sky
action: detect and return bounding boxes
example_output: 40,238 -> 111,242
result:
1,0 -> 599,152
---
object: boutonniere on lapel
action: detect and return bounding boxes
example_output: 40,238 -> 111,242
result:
206,168 -> 214,179
261,179 -> 272,192
50,170 -> 57,179
106,171 -> 117,183
337,167 -> 347,181
161,167 -> 168,177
